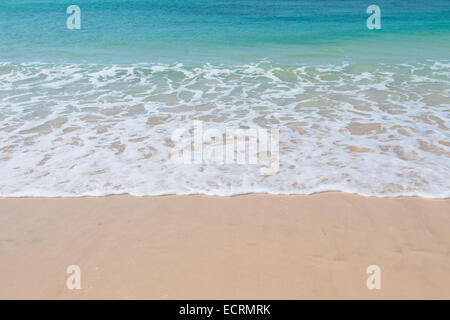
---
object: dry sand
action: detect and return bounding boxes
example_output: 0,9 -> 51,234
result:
0,192 -> 449,299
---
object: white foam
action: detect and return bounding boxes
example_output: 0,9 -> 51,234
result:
0,60 -> 448,198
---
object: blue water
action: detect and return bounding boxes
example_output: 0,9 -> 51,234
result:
1,0 -> 449,64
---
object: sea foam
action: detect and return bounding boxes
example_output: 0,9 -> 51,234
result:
0,60 -> 448,197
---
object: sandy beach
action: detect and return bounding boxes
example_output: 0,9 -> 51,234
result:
0,192 -> 449,299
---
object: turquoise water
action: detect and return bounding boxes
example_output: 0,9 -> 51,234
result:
1,0 -> 449,64
0,1 -> 449,197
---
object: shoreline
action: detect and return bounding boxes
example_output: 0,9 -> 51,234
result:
1,192 -> 449,299
1,190 -> 449,199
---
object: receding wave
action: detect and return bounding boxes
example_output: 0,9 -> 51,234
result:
0,60 -> 449,197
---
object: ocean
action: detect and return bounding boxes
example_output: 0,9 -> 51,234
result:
0,0 -> 449,197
